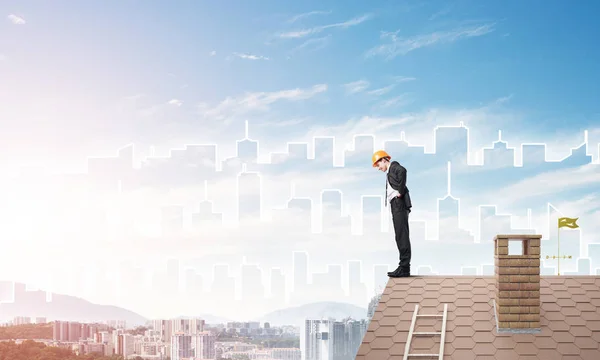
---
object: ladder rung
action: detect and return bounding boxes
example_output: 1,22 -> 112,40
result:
403,304 -> 449,360
408,354 -> 439,357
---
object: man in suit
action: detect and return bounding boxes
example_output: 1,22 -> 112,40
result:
372,150 -> 412,277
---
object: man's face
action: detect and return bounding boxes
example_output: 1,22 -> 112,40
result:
375,159 -> 388,172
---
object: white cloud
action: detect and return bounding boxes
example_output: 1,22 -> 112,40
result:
428,6 -> 452,21
168,99 -> 183,107
0,54 -> 6,61
255,118 -> 308,127
125,94 -> 145,101
495,94 -> 513,104
366,23 -> 495,59
290,35 -> 332,54
198,84 -> 328,120
367,85 -> 395,96
364,76 -> 415,96
485,163 -> 600,206
209,50 -> 217,56
278,13 -> 372,39
376,94 -> 413,108
287,10 -> 332,24
106,165 -> 366,234
233,53 -> 270,61
284,96 -> 521,166
7,14 -> 25,25
343,80 -> 370,94
394,76 -> 417,83
499,127 -> 597,164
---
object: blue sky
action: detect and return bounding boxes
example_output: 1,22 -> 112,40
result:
1,0 -> 600,318
1,0 -> 599,169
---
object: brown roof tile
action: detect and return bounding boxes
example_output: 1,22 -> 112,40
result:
356,276 -> 600,360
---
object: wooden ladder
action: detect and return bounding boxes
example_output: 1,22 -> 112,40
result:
403,304 -> 448,360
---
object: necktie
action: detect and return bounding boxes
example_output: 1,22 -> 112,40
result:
385,175 -> 388,207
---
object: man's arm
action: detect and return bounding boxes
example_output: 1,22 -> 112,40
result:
393,164 -> 407,196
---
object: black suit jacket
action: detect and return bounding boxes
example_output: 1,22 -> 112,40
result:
387,161 -> 412,210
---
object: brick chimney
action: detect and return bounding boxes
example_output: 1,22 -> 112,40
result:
494,234 -> 541,330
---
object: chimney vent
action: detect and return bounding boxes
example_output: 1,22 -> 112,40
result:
494,234 -> 542,330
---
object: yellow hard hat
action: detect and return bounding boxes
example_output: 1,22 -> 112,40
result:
372,150 -> 391,167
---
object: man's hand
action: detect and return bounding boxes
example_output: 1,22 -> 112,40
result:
397,194 -> 402,198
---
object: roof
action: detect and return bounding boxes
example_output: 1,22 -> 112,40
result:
357,276 -> 600,360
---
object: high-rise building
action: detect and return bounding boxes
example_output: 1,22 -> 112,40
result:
241,263 -> 264,302
478,205 -> 535,243
166,259 -> 180,295
360,195 -> 382,235
286,197 -> 312,232
171,333 -> 194,360
53,321 -> 64,341
185,144 -> 217,175
345,320 -> 367,359
344,135 -> 374,167
107,320 -> 126,329
521,143 -> 546,167
68,322 -> 82,341
483,131 -> 515,168
237,165 -> 262,220
301,319 -> 333,360
161,205 -> 184,235
288,142 -> 309,165
301,318 -> 368,360
189,318 -> 205,335
151,319 -> 173,343
293,252 -> 309,292
347,261 -> 367,305
172,319 -> 190,334
332,321 -> 346,360
236,121 -> 259,166
171,318 -> 205,335
117,333 -> 135,358
434,122 -> 468,164
270,268 -> 286,305
193,197 -> 223,229
437,161 -> 474,243
192,331 -> 216,359
13,316 -> 31,325
301,318 -> 365,360
211,264 -> 235,300
372,265 -> 389,297
272,348 -> 302,360
321,190 -> 348,234
313,136 -> 334,167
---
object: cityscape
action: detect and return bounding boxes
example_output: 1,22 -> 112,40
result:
2,314 -> 373,360
2,1 -> 600,359
2,122 -> 599,313
2,123 -> 597,358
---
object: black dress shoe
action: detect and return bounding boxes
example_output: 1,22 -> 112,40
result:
389,270 -> 410,278
387,266 -> 401,276
387,269 -> 403,277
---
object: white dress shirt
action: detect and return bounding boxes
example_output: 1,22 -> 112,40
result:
386,166 -> 400,206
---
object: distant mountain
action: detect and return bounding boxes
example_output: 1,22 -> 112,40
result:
0,282 -> 147,327
255,302 -> 368,326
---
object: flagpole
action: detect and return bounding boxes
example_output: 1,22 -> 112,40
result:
557,224 -> 561,276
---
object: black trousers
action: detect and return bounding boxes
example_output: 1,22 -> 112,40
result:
391,197 -> 411,269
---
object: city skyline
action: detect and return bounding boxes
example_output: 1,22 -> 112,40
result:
2,0 -> 600,323
0,121 -> 598,320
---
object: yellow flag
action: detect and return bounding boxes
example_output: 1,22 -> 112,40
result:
558,217 -> 579,229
